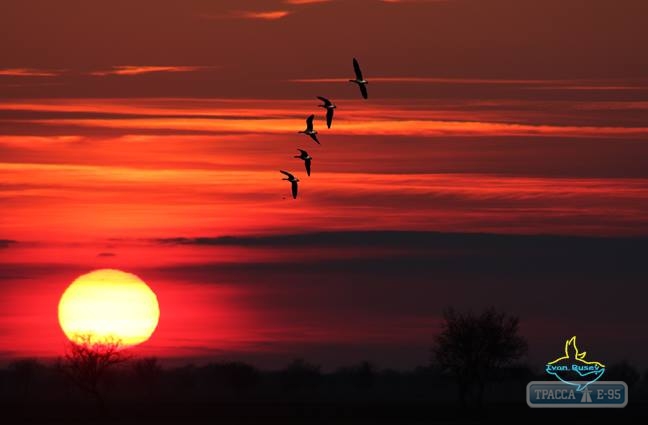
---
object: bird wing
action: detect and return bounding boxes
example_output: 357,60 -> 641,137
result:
306,114 -> 314,131
297,149 -> 308,156
280,170 -> 294,179
305,158 -> 311,176
317,96 -> 331,106
353,58 -> 364,81
326,108 -> 333,128
360,83 -> 368,99
310,133 -> 320,144
291,181 -> 298,199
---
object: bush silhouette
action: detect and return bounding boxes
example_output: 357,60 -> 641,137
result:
133,357 -> 162,397
605,361 -> 640,388
335,361 -> 376,390
203,362 -> 261,392
280,359 -> 322,392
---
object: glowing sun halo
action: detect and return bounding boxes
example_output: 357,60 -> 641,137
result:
58,269 -> 160,347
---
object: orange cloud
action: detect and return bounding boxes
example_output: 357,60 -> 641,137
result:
235,10 -> 291,20
292,77 -> 569,84
381,0 -> 449,3
90,65 -> 206,76
204,10 -> 291,20
3,98 -> 648,139
0,68 -> 61,77
29,116 -> 648,139
291,76 -> 648,88
4,160 -> 648,241
2,99 -> 648,241
284,0 -> 331,4
4,98 -> 648,140
527,85 -> 647,91
574,101 -> 648,111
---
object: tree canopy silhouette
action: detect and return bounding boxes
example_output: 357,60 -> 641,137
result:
57,334 -> 130,412
433,307 -> 527,407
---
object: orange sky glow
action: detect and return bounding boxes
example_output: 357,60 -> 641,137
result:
2,0 -> 648,369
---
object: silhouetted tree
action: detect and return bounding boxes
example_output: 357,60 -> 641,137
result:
281,358 -> 322,392
605,361 -> 640,388
133,357 -> 162,397
57,334 -> 130,413
433,307 -> 527,407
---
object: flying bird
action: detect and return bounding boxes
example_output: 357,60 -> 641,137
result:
294,149 -> 312,176
298,114 -> 320,144
280,170 -> 300,199
317,96 -> 337,129
349,57 -> 369,99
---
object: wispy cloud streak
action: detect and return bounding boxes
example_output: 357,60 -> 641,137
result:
26,116 -> 648,138
90,65 -> 207,76
3,97 -> 646,138
291,76 -> 648,90
3,162 -> 648,239
284,0 -> 331,4
3,98 -> 648,241
0,68 -> 61,77
203,10 -> 292,20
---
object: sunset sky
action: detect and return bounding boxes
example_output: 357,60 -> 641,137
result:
1,0 -> 648,369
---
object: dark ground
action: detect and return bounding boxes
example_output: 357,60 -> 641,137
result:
1,361 -> 647,424
3,400 -> 648,424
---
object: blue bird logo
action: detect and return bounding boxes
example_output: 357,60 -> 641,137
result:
545,336 -> 605,391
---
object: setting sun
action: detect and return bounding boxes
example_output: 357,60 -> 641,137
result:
58,269 -> 160,347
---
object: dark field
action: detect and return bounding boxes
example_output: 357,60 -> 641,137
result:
2,361 -> 647,424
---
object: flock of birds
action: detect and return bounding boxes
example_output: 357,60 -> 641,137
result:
280,58 -> 369,199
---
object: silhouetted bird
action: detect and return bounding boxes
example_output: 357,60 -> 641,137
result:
294,149 -> 312,176
317,96 -> 336,128
349,58 -> 368,99
298,114 -> 320,144
280,170 -> 300,199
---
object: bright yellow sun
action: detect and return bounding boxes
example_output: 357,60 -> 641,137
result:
58,269 -> 160,347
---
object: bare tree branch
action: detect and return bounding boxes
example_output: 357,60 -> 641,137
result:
57,334 -> 131,413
